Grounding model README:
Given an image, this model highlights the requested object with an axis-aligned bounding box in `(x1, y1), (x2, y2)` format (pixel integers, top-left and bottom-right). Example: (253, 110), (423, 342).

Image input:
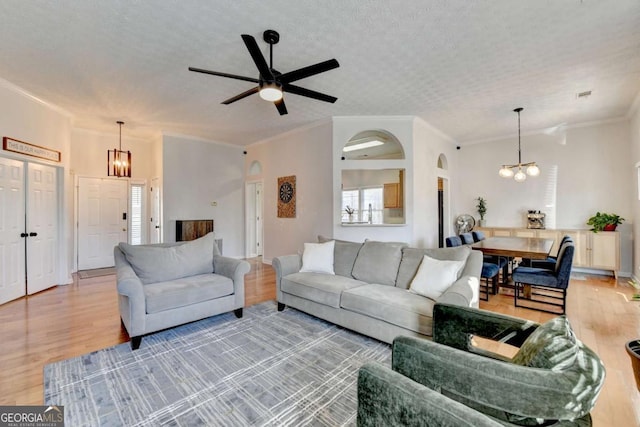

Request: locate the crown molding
(461, 116), (629, 146)
(161, 131), (242, 150)
(413, 116), (457, 144)
(627, 89), (640, 119)
(250, 118), (332, 147)
(0, 76), (73, 118)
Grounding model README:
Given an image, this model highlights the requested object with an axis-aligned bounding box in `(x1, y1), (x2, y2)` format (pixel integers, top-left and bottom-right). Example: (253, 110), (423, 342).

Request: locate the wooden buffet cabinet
(475, 227), (620, 278)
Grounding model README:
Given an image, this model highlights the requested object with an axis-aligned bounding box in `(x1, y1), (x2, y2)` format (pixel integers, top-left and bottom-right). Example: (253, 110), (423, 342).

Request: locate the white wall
(412, 118), (459, 248)
(246, 121), (334, 263)
(456, 119), (633, 275)
(162, 134), (245, 257)
(456, 120), (632, 228)
(0, 79), (73, 283)
(333, 117), (415, 244)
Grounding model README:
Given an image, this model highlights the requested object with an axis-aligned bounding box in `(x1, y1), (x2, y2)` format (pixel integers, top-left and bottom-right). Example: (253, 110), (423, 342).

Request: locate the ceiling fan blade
(278, 59), (340, 84)
(188, 67), (259, 83)
(274, 98), (288, 115)
(241, 34), (273, 80)
(283, 84), (337, 103)
(222, 87), (260, 105)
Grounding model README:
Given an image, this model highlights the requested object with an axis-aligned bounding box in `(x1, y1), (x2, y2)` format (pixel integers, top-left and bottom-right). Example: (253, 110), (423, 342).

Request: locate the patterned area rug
(44, 302), (391, 426)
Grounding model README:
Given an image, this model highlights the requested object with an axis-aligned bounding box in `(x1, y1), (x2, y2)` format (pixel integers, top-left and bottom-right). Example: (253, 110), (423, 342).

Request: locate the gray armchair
(114, 232), (250, 349)
(357, 303), (605, 426)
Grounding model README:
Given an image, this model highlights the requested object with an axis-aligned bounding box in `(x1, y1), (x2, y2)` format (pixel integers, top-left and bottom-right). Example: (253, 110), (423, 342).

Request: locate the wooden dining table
(470, 236), (554, 260)
(471, 236), (555, 294)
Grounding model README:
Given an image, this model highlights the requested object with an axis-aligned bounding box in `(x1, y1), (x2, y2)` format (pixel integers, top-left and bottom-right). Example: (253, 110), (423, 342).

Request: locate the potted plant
(627, 339), (640, 392)
(345, 206), (355, 223)
(586, 212), (625, 232)
(476, 197), (487, 227)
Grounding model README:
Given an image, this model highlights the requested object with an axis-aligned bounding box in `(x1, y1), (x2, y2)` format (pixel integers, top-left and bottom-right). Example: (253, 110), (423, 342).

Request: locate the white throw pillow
(409, 254), (465, 300)
(300, 240), (335, 275)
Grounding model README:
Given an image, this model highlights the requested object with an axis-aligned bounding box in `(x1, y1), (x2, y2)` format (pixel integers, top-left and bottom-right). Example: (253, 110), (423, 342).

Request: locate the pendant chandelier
(107, 121), (131, 178)
(498, 107), (539, 182)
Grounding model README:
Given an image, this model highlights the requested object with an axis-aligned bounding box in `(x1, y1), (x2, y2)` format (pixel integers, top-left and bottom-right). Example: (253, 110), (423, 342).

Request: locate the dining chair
(471, 230), (486, 242)
(455, 233), (498, 300)
(445, 236), (463, 247)
(529, 235), (573, 270)
(460, 232), (474, 245)
(512, 242), (575, 314)
(472, 230), (509, 287)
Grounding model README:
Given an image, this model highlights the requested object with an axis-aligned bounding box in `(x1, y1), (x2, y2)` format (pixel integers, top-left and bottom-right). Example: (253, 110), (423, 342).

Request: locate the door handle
(155, 226), (160, 229)
(20, 233), (28, 238)
(29, 232), (38, 237)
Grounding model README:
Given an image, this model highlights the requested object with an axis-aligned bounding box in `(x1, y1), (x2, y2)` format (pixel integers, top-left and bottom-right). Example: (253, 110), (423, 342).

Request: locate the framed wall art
(277, 175), (296, 218)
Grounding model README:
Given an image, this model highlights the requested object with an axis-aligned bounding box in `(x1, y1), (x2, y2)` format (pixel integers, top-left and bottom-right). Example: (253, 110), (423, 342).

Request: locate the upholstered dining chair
(529, 235), (573, 270)
(460, 231), (501, 300)
(357, 303), (605, 426)
(447, 235), (496, 300)
(512, 242), (575, 314)
(445, 235), (462, 247)
(460, 232), (474, 245)
(471, 230), (486, 242)
(472, 230), (509, 286)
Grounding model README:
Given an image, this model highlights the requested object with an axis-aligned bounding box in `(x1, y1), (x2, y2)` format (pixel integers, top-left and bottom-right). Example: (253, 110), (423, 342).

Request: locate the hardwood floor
(0, 259), (638, 426)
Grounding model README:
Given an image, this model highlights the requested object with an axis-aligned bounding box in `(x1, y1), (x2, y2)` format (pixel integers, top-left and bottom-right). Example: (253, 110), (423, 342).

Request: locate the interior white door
(245, 181), (264, 258)
(255, 182), (263, 256)
(26, 163), (58, 295)
(0, 157), (26, 305)
(78, 177), (128, 270)
(150, 178), (161, 244)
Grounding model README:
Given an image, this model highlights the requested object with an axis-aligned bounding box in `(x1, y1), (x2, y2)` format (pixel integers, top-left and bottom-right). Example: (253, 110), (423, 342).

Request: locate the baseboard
(572, 267), (630, 278)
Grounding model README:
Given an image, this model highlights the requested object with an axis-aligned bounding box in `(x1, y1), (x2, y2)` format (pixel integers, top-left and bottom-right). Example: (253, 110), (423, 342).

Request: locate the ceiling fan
(189, 30), (340, 116)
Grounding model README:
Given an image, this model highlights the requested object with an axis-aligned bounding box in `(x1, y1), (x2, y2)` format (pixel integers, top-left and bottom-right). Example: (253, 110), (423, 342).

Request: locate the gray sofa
(273, 238), (482, 344)
(114, 232), (250, 349)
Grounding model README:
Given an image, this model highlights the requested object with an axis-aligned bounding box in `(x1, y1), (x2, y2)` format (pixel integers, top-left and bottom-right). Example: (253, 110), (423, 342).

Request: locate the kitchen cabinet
(383, 183), (401, 208)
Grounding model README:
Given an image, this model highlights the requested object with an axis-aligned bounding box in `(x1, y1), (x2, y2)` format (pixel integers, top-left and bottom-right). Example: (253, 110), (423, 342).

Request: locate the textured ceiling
(0, 1), (638, 146)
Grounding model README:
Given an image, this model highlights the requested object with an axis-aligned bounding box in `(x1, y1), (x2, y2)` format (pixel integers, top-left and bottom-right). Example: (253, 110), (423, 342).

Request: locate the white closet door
(0, 157), (26, 305)
(78, 177), (128, 270)
(26, 163), (58, 295)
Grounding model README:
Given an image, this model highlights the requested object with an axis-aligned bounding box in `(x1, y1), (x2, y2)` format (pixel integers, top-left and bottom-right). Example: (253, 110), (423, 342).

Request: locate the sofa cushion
(396, 246), (471, 290)
(352, 240), (408, 286)
(512, 315), (579, 371)
(281, 272), (368, 308)
(341, 284), (435, 335)
(409, 255), (466, 300)
(144, 273), (234, 314)
(318, 235), (363, 277)
(300, 240), (335, 275)
(119, 232), (217, 285)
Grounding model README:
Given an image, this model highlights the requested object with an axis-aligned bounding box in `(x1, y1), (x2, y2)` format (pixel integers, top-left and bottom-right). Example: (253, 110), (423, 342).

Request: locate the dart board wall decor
(277, 175), (296, 218)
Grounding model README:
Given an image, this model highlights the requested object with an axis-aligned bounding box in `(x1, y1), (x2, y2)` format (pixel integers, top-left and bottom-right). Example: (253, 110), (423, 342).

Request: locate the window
(130, 183), (146, 245)
(342, 186), (383, 224)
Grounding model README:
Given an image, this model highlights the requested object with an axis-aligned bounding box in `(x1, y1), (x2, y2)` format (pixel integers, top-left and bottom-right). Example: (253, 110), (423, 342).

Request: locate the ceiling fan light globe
(259, 86), (283, 102)
(527, 164), (540, 176)
(499, 166), (514, 178)
(514, 169), (527, 182)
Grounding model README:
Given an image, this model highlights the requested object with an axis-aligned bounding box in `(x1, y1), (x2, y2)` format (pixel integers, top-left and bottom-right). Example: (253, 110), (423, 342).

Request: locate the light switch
(211, 201), (217, 206)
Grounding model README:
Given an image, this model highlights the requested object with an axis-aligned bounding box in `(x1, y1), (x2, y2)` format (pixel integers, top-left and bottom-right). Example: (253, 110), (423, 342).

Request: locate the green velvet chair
(357, 303), (605, 426)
